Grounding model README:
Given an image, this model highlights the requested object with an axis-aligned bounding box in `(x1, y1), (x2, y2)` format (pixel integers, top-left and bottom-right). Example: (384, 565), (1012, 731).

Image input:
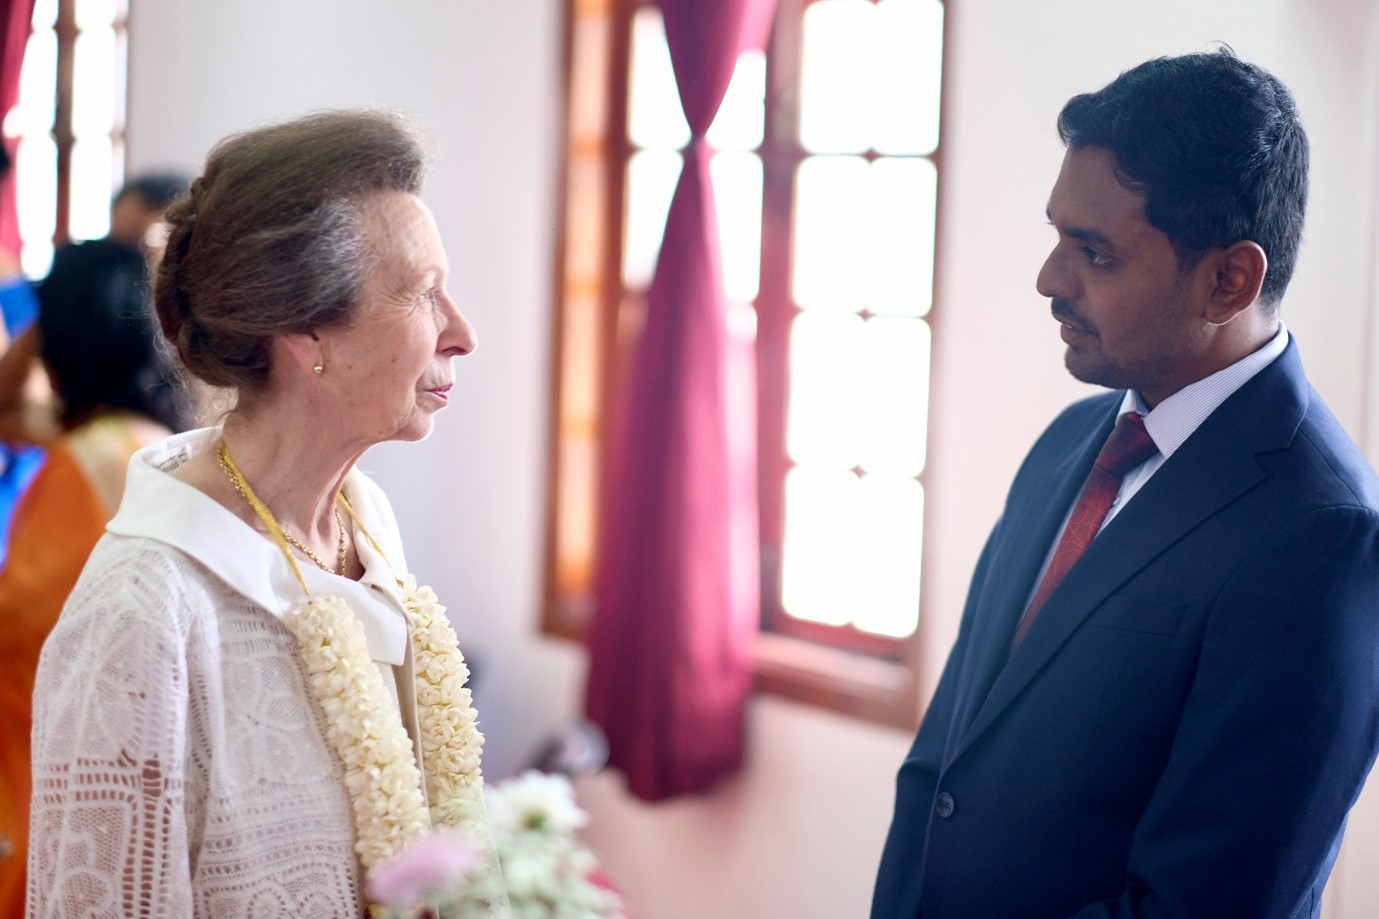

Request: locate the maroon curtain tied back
(585, 0), (778, 802)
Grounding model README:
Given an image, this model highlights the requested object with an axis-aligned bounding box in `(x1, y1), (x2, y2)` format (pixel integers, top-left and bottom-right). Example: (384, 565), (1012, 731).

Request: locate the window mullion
(52, 0), (75, 245)
(755, 0), (804, 636)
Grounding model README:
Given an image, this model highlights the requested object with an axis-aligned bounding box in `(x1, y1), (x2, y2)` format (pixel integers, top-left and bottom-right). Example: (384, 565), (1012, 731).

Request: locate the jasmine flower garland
(403, 576), (486, 829)
(218, 442), (489, 877)
(288, 594), (431, 869)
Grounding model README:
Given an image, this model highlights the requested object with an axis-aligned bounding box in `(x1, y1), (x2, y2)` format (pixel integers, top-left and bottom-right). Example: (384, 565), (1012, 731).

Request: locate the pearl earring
(313, 364), (325, 375)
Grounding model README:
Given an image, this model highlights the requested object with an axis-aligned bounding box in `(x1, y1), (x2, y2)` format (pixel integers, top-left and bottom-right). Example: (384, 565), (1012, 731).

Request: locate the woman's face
(317, 191), (476, 445)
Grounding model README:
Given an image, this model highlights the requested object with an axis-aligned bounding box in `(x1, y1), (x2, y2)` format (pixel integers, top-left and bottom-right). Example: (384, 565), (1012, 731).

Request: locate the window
(546, 0), (945, 727)
(7, 0), (128, 278)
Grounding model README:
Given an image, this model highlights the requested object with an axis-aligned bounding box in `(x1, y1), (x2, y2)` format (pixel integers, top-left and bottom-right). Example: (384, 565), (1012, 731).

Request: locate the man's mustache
(1051, 298), (1093, 333)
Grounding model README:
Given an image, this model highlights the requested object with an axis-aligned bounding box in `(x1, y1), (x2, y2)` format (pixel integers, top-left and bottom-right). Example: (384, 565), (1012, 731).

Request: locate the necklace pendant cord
(217, 441), (349, 589)
(278, 505), (348, 576)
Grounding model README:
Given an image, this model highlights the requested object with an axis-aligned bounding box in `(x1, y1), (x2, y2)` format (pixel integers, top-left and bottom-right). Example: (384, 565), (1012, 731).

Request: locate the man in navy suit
(872, 50), (1379, 919)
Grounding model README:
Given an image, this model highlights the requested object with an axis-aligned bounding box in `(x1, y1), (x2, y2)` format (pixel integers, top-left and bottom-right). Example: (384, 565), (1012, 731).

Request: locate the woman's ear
(276, 330), (328, 376)
(1204, 241), (1268, 324)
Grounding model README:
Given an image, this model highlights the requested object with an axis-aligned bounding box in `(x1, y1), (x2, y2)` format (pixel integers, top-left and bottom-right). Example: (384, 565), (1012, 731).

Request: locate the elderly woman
(26, 111), (505, 916)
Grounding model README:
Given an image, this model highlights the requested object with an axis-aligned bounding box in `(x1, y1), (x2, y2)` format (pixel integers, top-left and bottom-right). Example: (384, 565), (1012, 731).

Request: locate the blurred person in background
(0, 148), (39, 344)
(108, 172), (190, 251)
(0, 184), (189, 919)
(0, 172), (187, 442)
(0, 145), (44, 572)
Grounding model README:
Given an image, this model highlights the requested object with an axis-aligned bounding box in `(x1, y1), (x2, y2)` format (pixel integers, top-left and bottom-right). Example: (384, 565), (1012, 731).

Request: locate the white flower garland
(286, 555), (488, 872)
(287, 594), (431, 869)
(217, 442), (486, 872)
(403, 576), (485, 829)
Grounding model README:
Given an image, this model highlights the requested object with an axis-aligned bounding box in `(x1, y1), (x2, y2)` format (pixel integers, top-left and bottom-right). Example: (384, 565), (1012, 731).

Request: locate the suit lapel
(951, 343), (1309, 763)
(950, 401), (1117, 741)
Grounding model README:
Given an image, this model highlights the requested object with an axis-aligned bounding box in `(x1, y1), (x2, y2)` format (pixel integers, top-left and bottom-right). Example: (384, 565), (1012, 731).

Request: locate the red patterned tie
(1011, 412), (1158, 649)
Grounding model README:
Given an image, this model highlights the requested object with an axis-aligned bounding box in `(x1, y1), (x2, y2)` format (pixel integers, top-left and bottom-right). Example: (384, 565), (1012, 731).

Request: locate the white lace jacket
(27, 429), (426, 918)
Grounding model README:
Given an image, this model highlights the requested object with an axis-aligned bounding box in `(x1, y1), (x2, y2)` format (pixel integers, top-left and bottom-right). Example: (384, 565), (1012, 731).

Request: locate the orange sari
(0, 416), (165, 918)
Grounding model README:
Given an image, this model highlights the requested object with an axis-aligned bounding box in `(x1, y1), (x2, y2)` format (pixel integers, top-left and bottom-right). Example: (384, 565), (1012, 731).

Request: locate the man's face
(110, 194), (161, 248)
(1036, 146), (1212, 407)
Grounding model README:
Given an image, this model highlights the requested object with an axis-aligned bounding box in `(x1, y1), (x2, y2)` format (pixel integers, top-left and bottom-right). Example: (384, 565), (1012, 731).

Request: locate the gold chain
(217, 442), (348, 576)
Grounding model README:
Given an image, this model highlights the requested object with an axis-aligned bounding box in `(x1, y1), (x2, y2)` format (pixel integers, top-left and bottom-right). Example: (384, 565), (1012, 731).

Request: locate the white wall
(123, 1), (1379, 916)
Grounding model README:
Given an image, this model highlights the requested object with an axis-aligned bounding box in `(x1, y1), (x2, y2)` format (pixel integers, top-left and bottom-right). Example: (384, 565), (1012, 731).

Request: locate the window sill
(541, 594), (921, 732)
(753, 632), (920, 731)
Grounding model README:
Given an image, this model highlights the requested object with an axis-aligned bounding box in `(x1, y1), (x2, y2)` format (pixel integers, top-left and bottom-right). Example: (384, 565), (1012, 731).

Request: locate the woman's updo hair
(154, 110), (430, 392)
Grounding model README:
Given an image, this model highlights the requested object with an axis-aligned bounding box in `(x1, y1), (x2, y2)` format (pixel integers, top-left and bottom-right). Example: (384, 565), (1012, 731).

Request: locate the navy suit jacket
(872, 341), (1379, 919)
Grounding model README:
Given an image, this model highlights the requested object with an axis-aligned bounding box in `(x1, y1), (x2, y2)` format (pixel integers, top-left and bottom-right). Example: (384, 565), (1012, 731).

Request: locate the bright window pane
(69, 135), (114, 241)
(868, 157), (937, 316)
(570, 15), (610, 139)
(874, 0), (944, 155)
(17, 135), (56, 277)
(566, 158), (603, 281)
(76, 0), (119, 28)
(782, 471), (923, 636)
(110, 136), (126, 201)
(622, 149), (681, 289)
(627, 6), (689, 150)
(799, 0), (943, 156)
(711, 151), (762, 302)
(706, 50), (765, 152)
(793, 157), (936, 315)
(858, 317), (930, 476)
(111, 30), (128, 132)
(851, 475), (923, 636)
(21, 240), (54, 281)
(7, 30), (56, 138)
(799, 0), (872, 154)
(31, 0), (56, 28)
(792, 155), (868, 311)
(781, 467), (858, 626)
(787, 310), (863, 470)
(72, 29), (116, 138)
(556, 437), (597, 592)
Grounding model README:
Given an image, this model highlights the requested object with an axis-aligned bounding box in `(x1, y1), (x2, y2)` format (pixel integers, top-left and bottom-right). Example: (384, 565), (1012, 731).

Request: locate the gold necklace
(217, 442), (348, 576)
(214, 439), (488, 880)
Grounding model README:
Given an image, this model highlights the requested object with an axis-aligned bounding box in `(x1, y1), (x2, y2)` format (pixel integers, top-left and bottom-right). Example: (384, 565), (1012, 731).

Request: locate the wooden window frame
(543, 0), (950, 731)
(13, 0), (129, 271)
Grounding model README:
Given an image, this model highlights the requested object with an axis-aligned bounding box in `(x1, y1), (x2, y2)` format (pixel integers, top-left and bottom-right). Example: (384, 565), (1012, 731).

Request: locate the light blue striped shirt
(1021, 323), (1290, 617)
(1107, 322), (1289, 527)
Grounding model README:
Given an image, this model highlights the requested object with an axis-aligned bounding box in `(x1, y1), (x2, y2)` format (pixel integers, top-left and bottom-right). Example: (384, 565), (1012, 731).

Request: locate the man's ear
(1203, 241), (1268, 324)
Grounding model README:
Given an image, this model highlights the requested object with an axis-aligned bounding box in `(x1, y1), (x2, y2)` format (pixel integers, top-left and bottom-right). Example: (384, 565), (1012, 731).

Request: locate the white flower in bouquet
(367, 771), (628, 918)
(487, 771), (590, 837)
(486, 771), (626, 918)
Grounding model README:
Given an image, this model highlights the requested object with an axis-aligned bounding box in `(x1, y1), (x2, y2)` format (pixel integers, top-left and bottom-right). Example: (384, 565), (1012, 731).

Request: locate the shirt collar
(1120, 323), (1290, 459)
(108, 427), (410, 665)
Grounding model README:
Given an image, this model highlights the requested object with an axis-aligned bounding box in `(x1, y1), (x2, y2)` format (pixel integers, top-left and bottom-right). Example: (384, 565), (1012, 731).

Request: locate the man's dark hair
(1057, 48), (1308, 307)
(115, 172), (190, 211)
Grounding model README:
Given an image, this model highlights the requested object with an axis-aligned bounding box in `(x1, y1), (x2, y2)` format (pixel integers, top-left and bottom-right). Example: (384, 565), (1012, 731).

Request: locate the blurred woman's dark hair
(37, 238), (189, 433)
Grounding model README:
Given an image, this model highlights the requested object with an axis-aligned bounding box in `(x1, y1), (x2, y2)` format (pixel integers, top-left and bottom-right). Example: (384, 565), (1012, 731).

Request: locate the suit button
(934, 792), (955, 818)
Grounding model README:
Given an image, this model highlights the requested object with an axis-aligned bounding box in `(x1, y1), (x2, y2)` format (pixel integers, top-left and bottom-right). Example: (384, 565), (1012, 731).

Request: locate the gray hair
(154, 109), (430, 392)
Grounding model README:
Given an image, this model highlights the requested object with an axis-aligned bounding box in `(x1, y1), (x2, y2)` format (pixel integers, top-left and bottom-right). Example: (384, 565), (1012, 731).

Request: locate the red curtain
(0, 0), (34, 257)
(585, 0), (777, 802)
